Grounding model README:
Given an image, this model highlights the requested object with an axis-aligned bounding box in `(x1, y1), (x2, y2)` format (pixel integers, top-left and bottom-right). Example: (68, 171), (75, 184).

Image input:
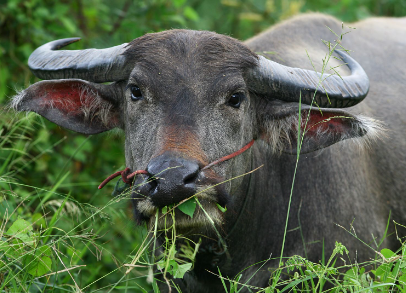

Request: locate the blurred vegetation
(0, 0), (405, 291)
(2, 0), (406, 102)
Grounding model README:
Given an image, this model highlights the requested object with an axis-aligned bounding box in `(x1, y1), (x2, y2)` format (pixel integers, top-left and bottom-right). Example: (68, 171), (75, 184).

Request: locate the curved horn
(248, 50), (369, 108)
(28, 38), (130, 83)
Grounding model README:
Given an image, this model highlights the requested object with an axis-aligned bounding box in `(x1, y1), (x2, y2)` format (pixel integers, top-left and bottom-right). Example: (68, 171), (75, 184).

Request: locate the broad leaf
(37, 245), (52, 257)
(22, 246), (53, 277)
(173, 263), (192, 278)
(381, 248), (396, 259)
(31, 213), (46, 228)
(6, 218), (34, 244)
(0, 240), (8, 250)
(3, 239), (25, 259)
(178, 198), (196, 218)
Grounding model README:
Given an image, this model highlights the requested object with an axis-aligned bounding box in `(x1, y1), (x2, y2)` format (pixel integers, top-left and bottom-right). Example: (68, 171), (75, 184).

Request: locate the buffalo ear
(11, 79), (121, 134)
(258, 100), (382, 154)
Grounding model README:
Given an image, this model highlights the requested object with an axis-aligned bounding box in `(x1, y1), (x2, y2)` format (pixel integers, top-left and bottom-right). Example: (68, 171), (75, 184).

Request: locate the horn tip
(53, 37), (81, 50)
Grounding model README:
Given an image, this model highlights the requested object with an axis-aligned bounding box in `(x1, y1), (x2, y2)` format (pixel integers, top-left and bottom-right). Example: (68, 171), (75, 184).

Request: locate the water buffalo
(12, 13), (406, 292)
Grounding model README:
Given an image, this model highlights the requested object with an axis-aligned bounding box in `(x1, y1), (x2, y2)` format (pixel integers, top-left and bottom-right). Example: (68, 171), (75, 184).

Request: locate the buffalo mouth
(131, 173), (230, 233)
(137, 198), (224, 233)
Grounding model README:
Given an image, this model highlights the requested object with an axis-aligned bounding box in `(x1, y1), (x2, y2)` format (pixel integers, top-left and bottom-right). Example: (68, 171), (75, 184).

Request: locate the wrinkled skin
(121, 31), (257, 226)
(13, 14), (406, 292)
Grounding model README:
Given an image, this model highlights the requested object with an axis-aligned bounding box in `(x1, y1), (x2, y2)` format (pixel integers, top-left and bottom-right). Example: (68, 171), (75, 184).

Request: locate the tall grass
(0, 110), (153, 292)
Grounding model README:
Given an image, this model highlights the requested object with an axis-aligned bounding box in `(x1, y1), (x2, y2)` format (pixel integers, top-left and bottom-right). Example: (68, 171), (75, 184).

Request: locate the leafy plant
(1, 218), (52, 278)
(177, 198), (197, 218)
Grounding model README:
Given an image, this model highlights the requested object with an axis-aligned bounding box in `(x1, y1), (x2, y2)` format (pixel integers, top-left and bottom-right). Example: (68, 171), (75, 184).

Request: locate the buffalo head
(12, 30), (374, 235)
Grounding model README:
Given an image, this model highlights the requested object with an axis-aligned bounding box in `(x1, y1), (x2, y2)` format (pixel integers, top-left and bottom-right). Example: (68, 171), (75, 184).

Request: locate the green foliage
(157, 258), (193, 279)
(338, 246), (406, 292)
(1, 217), (52, 278)
(303, 0), (406, 22)
(177, 198), (197, 218)
(370, 247), (406, 292)
(1, 0), (405, 291)
(153, 209), (199, 282)
(216, 203), (228, 213)
(0, 113), (150, 291)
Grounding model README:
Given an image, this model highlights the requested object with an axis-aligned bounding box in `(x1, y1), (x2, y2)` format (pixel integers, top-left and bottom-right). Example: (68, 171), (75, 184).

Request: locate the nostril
(147, 176), (158, 190)
(183, 169), (199, 185)
(135, 172), (159, 193)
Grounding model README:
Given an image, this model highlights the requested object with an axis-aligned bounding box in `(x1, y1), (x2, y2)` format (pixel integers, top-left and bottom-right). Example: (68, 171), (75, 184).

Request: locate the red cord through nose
(98, 168), (148, 189)
(202, 139), (254, 171)
(98, 140), (255, 189)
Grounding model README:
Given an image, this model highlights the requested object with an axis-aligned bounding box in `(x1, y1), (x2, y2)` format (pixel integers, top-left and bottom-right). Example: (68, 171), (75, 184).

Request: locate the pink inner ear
(38, 81), (93, 115)
(302, 110), (350, 137)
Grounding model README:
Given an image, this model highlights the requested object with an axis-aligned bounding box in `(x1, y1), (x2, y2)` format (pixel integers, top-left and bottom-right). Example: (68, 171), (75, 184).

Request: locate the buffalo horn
(248, 50), (369, 108)
(28, 38), (130, 83)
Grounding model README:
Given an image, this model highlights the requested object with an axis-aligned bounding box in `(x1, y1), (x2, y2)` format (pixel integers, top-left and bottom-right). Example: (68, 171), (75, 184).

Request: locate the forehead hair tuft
(123, 29), (258, 73)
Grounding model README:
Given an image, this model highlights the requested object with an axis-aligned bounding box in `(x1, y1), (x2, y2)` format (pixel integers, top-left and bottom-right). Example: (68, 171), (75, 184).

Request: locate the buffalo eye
(227, 92), (245, 108)
(129, 85), (143, 101)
